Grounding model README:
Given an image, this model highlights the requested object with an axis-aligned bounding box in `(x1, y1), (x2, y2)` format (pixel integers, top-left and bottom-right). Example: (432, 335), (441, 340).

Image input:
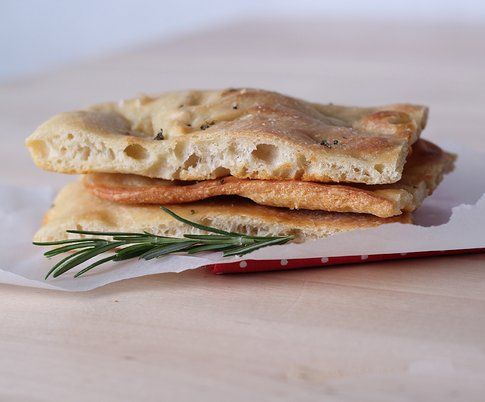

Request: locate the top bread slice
(26, 88), (428, 184)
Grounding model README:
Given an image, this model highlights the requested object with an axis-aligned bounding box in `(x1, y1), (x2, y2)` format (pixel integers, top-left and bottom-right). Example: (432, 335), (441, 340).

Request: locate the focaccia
(26, 88), (428, 185)
(34, 181), (411, 243)
(83, 140), (454, 218)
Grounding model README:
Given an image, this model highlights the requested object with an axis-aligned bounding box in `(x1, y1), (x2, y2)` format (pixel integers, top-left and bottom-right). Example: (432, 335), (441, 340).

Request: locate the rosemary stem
(35, 207), (294, 279)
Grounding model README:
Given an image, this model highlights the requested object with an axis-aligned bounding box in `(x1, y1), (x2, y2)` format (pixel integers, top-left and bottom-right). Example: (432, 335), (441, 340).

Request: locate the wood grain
(1, 17), (485, 402)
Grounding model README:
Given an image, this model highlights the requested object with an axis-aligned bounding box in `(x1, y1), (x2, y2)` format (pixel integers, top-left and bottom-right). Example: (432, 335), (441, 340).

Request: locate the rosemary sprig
(34, 206), (293, 279)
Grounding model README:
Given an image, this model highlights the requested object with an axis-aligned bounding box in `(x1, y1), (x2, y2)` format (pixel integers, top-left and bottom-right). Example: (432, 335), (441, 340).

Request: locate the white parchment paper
(1, 142), (484, 292)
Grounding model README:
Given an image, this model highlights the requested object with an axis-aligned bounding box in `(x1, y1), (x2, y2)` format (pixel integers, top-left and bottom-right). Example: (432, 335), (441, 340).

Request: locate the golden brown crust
(83, 140), (454, 218)
(26, 88), (428, 184)
(34, 181), (411, 242)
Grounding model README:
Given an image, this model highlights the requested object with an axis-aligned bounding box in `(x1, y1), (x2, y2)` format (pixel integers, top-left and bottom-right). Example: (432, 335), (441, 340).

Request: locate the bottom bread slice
(34, 181), (412, 242)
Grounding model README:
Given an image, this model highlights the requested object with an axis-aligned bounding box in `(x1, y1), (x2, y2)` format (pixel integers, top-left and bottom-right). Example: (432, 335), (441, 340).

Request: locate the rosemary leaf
(51, 241), (125, 278)
(222, 237), (291, 257)
(43, 241), (103, 257)
(45, 248), (95, 280)
(114, 243), (155, 260)
(186, 243), (236, 254)
(160, 206), (236, 236)
(33, 238), (105, 246)
(140, 241), (196, 260)
(74, 255), (117, 278)
(183, 234), (239, 241)
(66, 229), (146, 237)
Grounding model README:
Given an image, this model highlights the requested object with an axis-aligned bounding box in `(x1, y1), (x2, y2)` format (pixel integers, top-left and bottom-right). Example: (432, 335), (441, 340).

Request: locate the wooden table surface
(1, 18), (485, 401)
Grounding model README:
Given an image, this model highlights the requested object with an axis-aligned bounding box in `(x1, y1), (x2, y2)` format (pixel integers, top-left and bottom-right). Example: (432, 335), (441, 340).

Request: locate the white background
(2, 0), (485, 81)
